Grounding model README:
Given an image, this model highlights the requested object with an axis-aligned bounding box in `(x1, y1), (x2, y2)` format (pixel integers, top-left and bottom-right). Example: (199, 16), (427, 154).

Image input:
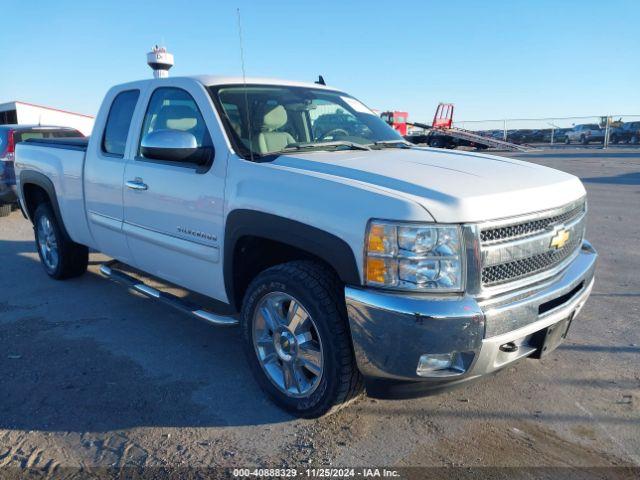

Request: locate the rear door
(85, 88), (143, 263)
(122, 81), (228, 300)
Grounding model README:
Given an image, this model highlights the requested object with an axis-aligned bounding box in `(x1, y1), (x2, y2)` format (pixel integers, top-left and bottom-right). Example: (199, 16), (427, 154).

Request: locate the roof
(192, 75), (336, 90)
(113, 75), (339, 92)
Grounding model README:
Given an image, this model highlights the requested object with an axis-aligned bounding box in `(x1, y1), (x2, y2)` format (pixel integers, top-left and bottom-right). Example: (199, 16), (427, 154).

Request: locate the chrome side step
(99, 262), (238, 327)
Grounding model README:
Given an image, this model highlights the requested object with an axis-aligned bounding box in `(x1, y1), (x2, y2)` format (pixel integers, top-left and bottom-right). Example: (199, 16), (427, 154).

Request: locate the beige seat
(253, 105), (295, 154)
(154, 104), (206, 144)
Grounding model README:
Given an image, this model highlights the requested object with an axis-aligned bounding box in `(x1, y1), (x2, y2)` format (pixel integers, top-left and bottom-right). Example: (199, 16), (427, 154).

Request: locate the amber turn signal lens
(367, 224), (386, 253)
(365, 257), (387, 284)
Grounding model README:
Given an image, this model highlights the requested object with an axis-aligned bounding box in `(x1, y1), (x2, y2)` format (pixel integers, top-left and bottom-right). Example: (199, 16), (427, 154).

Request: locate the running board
(99, 262), (238, 327)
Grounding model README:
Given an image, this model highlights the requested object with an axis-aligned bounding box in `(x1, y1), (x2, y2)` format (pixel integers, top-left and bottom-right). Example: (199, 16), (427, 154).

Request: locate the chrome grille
(482, 234), (581, 286)
(479, 201), (586, 289)
(481, 203), (585, 244)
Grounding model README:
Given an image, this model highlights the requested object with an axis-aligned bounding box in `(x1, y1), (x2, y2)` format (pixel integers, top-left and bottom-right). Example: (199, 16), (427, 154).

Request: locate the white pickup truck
(14, 75), (597, 417)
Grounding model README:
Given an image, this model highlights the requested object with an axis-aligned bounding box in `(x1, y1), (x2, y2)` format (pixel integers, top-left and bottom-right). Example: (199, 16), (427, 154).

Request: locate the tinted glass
(14, 129), (83, 143)
(102, 90), (140, 156)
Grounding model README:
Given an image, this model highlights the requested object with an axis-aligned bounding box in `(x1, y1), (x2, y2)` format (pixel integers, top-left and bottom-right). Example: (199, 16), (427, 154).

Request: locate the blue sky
(1, 0), (638, 123)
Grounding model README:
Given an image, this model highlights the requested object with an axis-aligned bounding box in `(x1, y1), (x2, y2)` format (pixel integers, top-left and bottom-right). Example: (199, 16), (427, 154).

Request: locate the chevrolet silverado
(14, 75), (597, 417)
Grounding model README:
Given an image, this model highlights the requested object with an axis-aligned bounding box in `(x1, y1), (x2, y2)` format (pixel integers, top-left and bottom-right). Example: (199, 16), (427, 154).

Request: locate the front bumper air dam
(345, 240), (597, 399)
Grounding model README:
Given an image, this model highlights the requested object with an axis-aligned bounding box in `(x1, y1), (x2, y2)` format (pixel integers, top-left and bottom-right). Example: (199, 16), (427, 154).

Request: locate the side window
(139, 87), (213, 165)
(102, 90), (140, 156)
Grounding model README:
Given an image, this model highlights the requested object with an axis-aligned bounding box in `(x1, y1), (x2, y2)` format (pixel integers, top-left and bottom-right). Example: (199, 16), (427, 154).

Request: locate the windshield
(209, 85), (404, 158)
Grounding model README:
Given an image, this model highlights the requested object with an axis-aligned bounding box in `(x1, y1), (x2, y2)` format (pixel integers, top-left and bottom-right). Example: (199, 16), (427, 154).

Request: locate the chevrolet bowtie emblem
(550, 228), (570, 249)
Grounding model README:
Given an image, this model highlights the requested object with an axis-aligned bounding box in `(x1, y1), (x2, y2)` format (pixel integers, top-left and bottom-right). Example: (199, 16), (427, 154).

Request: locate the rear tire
(240, 260), (363, 417)
(0, 204), (11, 217)
(33, 203), (88, 279)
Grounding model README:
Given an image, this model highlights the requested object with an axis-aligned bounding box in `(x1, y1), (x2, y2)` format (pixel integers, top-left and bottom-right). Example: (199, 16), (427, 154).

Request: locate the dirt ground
(0, 148), (638, 478)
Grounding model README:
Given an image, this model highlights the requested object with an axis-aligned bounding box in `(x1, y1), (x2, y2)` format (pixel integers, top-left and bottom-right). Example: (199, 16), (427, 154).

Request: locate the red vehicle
(380, 111), (408, 136)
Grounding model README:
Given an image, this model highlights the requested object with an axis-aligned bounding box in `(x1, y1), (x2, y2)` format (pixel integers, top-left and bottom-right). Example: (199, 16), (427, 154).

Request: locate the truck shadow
(0, 243), (294, 432)
(582, 172), (640, 185)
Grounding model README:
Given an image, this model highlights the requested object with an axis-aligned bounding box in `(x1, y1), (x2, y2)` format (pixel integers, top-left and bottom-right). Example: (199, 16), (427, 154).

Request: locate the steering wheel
(320, 128), (349, 140)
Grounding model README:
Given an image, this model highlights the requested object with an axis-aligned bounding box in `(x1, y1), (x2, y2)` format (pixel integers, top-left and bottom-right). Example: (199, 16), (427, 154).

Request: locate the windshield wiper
(370, 140), (413, 149)
(277, 141), (371, 153)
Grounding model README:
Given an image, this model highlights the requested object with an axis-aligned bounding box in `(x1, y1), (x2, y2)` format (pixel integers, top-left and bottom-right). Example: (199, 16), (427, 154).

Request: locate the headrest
(157, 105), (198, 131)
(260, 105), (288, 131)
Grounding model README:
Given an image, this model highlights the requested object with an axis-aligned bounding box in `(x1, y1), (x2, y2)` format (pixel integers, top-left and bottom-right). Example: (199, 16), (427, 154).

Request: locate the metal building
(0, 101), (94, 136)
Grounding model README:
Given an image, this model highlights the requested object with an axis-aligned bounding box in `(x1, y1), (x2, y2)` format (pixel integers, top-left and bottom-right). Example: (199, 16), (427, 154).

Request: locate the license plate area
(530, 314), (574, 359)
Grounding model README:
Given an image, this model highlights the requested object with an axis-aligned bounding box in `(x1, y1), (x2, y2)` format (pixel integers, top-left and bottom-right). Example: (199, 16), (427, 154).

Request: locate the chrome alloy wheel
(252, 292), (324, 398)
(37, 215), (59, 271)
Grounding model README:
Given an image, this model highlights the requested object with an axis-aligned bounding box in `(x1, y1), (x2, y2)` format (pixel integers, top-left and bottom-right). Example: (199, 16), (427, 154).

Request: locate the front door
(122, 85), (227, 300)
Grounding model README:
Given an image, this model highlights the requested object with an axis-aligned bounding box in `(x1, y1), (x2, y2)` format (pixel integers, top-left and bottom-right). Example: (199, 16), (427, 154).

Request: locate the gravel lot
(0, 148), (638, 477)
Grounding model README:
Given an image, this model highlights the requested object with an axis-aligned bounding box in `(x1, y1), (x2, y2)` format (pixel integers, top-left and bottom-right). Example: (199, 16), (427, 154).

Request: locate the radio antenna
(237, 8), (254, 161)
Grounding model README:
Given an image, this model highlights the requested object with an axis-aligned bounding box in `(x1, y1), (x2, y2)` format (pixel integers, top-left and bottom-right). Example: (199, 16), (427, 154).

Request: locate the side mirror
(141, 130), (208, 163)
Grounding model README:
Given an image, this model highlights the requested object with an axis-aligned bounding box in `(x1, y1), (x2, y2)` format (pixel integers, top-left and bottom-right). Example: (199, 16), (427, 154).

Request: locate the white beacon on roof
(146, 45), (174, 79)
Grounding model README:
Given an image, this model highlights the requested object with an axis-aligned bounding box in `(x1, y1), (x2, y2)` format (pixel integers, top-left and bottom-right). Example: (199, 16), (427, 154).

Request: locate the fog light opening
(416, 353), (455, 376)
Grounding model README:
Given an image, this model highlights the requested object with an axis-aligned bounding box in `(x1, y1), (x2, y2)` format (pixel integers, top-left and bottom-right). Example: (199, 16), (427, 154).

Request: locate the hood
(270, 147), (586, 223)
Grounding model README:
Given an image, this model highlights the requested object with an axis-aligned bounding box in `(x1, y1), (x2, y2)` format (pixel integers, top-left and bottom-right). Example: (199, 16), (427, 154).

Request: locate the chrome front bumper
(345, 240), (597, 397)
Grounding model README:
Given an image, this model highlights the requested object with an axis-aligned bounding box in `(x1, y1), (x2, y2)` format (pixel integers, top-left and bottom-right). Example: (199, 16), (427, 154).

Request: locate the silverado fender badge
(549, 227), (570, 249)
(177, 226), (216, 242)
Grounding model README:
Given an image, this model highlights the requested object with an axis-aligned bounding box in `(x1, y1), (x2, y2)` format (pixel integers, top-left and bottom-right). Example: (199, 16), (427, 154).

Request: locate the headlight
(365, 220), (464, 292)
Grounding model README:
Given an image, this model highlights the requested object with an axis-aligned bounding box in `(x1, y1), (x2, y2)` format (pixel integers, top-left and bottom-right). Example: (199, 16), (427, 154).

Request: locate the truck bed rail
(24, 137), (89, 151)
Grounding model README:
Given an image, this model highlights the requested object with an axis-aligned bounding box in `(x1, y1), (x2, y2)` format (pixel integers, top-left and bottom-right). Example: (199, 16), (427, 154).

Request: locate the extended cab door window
(102, 90), (140, 156)
(138, 87), (213, 170)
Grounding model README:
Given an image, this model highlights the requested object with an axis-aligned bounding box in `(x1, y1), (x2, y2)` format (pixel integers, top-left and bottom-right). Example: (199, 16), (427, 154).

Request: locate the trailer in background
(383, 103), (530, 152)
(0, 101), (94, 136)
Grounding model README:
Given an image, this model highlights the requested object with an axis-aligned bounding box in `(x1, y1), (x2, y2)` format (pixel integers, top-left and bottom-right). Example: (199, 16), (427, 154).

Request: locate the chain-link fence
(451, 115), (640, 148)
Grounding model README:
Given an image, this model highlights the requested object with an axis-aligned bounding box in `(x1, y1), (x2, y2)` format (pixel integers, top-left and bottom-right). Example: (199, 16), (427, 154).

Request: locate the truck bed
(16, 137), (93, 248)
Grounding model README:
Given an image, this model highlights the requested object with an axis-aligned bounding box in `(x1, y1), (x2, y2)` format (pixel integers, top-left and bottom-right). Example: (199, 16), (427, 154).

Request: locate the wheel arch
(224, 209), (361, 311)
(20, 170), (72, 240)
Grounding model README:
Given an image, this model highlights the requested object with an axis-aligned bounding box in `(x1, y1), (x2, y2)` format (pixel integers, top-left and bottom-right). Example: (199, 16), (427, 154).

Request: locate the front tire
(240, 261), (363, 417)
(33, 203), (88, 279)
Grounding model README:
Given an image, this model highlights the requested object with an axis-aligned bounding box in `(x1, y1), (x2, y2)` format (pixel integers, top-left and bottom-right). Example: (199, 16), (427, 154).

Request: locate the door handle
(126, 179), (148, 191)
